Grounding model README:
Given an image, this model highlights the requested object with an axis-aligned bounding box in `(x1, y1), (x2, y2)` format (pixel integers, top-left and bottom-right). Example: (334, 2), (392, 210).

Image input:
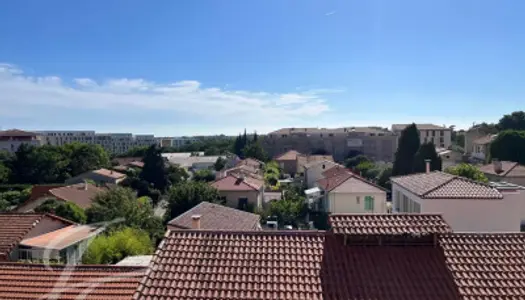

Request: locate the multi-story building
(0, 129), (42, 153)
(155, 136), (199, 148)
(262, 127), (397, 162)
(392, 124), (452, 148)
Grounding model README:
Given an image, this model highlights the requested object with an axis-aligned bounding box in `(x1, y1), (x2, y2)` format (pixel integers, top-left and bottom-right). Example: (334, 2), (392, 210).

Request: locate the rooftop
(317, 166), (386, 193)
(0, 262), (146, 300)
(0, 129), (39, 137)
(167, 201), (261, 231)
(391, 171), (503, 199)
(274, 150), (301, 161)
(116, 255), (153, 267)
(210, 173), (264, 191)
(48, 183), (104, 209)
(93, 168), (126, 180)
(20, 225), (103, 250)
(478, 161), (525, 177)
(472, 134), (497, 145)
(329, 213), (452, 235)
(392, 123), (450, 131)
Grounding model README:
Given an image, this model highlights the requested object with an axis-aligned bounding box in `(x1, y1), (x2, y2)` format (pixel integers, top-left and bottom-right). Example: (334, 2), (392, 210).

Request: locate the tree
(86, 187), (164, 242)
(117, 146), (149, 158)
(233, 134), (244, 157)
(413, 142), (442, 173)
(392, 124), (421, 176)
(193, 169), (215, 182)
(345, 155), (370, 169)
(266, 187), (306, 228)
(167, 165), (188, 185)
(312, 148), (329, 155)
(377, 166), (392, 190)
(64, 143), (109, 176)
(242, 141), (267, 162)
(0, 188), (31, 207)
(35, 198), (87, 224)
(140, 145), (169, 191)
(355, 161), (375, 177)
(214, 157), (227, 171)
(0, 163), (10, 184)
(490, 130), (525, 164)
(253, 131), (258, 143)
(165, 182), (221, 222)
(498, 111), (525, 131)
(445, 163), (489, 183)
(82, 227), (153, 264)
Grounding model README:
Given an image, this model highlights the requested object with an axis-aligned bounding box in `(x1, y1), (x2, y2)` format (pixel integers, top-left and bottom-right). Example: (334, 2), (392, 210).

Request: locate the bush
(82, 227), (153, 264)
(35, 198), (87, 224)
(192, 169), (215, 182)
(445, 163), (489, 183)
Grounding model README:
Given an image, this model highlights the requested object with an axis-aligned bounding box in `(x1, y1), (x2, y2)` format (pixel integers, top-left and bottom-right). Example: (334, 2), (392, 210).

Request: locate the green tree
(377, 166), (393, 190)
(345, 155), (371, 169)
(392, 123), (421, 176)
(140, 145), (169, 191)
(413, 142), (442, 173)
(242, 141), (267, 162)
(490, 130), (525, 164)
(355, 161), (375, 177)
(0, 188), (31, 207)
(445, 163), (489, 183)
(233, 134), (244, 157)
(193, 169), (215, 182)
(35, 198), (87, 224)
(165, 181), (221, 222)
(253, 131), (258, 143)
(0, 163), (10, 184)
(64, 143), (109, 176)
(86, 187), (164, 242)
(167, 165), (188, 186)
(214, 157), (227, 171)
(117, 146), (149, 158)
(266, 187), (306, 228)
(498, 111), (525, 131)
(82, 227), (153, 264)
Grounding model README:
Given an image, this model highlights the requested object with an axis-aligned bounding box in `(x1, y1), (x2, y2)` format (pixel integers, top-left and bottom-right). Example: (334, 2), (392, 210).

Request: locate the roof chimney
(493, 159), (503, 174)
(83, 180), (88, 190)
(191, 215), (201, 229)
(425, 159), (431, 174)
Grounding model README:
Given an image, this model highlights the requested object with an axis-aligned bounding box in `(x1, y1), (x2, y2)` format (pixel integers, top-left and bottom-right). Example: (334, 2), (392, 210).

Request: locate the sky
(1, 0), (524, 136)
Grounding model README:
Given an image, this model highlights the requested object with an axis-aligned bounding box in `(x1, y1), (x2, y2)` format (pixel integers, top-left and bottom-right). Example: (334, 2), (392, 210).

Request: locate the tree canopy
(490, 130), (525, 164)
(192, 169), (215, 182)
(392, 124), (421, 176)
(214, 157), (227, 171)
(413, 142), (442, 173)
(140, 145), (169, 191)
(345, 155), (371, 169)
(35, 198), (87, 224)
(445, 163), (489, 183)
(242, 141), (267, 162)
(164, 181), (221, 222)
(498, 111), (525, 131)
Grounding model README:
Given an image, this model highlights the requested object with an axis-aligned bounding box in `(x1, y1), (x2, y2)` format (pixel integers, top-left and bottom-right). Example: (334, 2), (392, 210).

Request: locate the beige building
(478, 161), (525, 186)
(263, 127), (397, 162)
(470, 134), (497, 162)
(392, 124), (452, 149)
(436, 148), (464, 170)
(0, 129), (42, 153)
(304, 160), (340, 188)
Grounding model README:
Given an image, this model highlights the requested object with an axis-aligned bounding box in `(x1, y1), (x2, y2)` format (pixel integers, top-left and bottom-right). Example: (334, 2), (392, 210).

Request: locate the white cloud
(0, 63), (336, 128)
(325, 11), (336, 16)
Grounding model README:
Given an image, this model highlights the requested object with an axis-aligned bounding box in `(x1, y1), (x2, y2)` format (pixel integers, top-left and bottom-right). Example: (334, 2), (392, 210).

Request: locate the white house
(391, 168), (525, 232)
(304, 160), (340, 188)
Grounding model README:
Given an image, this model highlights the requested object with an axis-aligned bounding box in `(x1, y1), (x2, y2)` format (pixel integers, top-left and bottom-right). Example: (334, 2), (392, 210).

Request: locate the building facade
(263, 127), (398, 162)
(0, 130), (42, 153)
(392, 124), (452, 149)
(155, 136), (199, 148)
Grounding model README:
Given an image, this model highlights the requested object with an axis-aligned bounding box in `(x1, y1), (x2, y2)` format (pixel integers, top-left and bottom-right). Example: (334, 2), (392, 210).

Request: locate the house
(112, 156), (143, 166)
(391, 167), (525, 232)
(165, 155), (229, 170)
(471, 134), (497, 161)
(0, 263), (145, 299)
(304, 159), (340, 188)
(167, 201), (261, 231)
(236, 157), (264, 169)
(478, 160), (525, 186)
(16, 182), (103, 212)
(296, 154), (334, 175)
(436, 147), (464, 170)
(392, 123), (452, 149)
(274, 149), (301, 175)
(17, 224), (104, 264)
(314, 166), (388, 213)
(65, 168), (126, 185)
(210, 173), (264, 210)
(0, 213), (74, 261)
(0, 129), (42, 153)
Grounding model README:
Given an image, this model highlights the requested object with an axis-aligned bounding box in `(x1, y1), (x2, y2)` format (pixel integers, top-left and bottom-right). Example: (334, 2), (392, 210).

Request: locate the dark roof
(391, 171), (503, 199)
(167, 202), (260, 230)
(439, 233), (525, 300)
(0, 213), (74, 260)
(0, 129), (38, 137)
(0, 262), (146, 300)
(478, 161), (525, 177)
(329, 214), (452, 235)
(25, 184), (65, 203)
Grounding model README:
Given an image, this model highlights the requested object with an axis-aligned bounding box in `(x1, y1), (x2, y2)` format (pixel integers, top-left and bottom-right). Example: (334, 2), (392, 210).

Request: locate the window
(432, 130), (436, 137)
(220, 196), (227, 202)
(364, 196), (374, 212)
(322, 164), (325, 169)
(356, 196), (360, 204)
(237, 197), (248, 210)
(440, 131), (444, 136)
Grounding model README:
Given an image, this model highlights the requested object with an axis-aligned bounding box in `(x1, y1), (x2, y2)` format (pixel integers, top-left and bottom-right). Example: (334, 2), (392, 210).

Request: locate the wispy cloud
(325, 11), (336, 16)
(0, 63), (339, 133)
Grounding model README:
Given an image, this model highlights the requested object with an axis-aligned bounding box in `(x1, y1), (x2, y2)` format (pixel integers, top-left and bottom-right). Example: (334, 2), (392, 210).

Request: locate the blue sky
(1, 0), (524, 136)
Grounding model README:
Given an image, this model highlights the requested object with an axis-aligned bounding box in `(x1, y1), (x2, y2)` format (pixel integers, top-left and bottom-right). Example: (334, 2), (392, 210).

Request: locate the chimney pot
(493, 158), (503, 174)
(425, 159), (431, 174)
(191, 215), (201, 229)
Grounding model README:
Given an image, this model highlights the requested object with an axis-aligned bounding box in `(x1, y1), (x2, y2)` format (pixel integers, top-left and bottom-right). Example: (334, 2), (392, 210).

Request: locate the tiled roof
(237, 158), (264, 168)
(321, 165), (351, 179)
(25, 184), (65, 203)
(329, 214), (452, 235)
(472, 134), (497, 145)
(439, 233), (525, 300)
(128, 161), (145, 168)
(317, 166), (386, 193)
(20, 225), (102, 250)
(296, 155), (334, 172)
(269, 127), (393, 135)
(167, 202), (261, 231)
(0, 262), (146, 300)
(478, 161), (525, 177)
(391, 171), (503, 199)
(210, 174), (263, 191)
(0, 213), (74, 260)
(49, 183), (103, 209)
(392, 123), (449, 131)
(93, 168), (126, 179)
(274, 150), (301, 161)
(133, 230), (326, 300)
(317, 172), (353, 191)
(0, 129), (38, 137)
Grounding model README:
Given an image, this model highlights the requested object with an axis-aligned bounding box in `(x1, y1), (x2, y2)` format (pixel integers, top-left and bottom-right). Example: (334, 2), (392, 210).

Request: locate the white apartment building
(392, 124), (452, 148)
(155, 136), (199, 148)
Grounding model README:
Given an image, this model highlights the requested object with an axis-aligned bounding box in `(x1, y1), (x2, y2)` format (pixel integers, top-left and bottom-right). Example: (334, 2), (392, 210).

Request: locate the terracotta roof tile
(112, 157), (143, 166)
(0, 263), (145, 300)
(329, 213), (452, 235)
(391, 171), (503, 199)
(92, 168), (126, 180)
(321, 165), (352, 179)
(274, 150), (301, 161)
(48, 183), (103, 209)
(210, 174), (263, 191)
(317, 166), (386, 193)
(167, 202), (260, 231)
(478, 161), (525, 177)
(439, 233), (525, 300)
(236, 158), (264, 169)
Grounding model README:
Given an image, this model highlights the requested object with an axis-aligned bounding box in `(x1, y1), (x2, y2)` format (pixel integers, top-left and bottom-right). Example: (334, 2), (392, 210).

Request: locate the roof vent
(493, 159), (503, 174)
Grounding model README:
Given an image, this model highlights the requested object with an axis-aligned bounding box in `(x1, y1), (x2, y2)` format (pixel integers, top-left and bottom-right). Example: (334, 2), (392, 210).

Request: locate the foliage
(82, 227), (153, 264)
(470, 122), (499, 135)
(490, 130), (525, 164)
(312, 148), (329, 155)
(451, 131), (465, 148)
(165, 181), (222, 222)
(86, 187), (164, 243)
(35, 198), (87, 224)
(193, 169), (216, 182)
(345, 155), (370, 169)
(233, 134), (245, 157)
(242, 141), (267, 162)
(498, 111), (525, 131)
(445, 163), (489, 183)
(376, 166), (393, 190)
(263, 161), (281, 188)
(309, 211), (330, 230)
(354, 161), (375, 176)
(266, 187), (306, 228)
(392, 123), (421, 176)
(345, 150), (363, 159)
(63, 143), (110, 176)
(413, 142), (442, 173)
(214, 157), (227, 171)
(140, 145), (169, 191)
(173, 136), (234, 155)
(116, 146), (149, 158)
(166, 165), (189, 186)
(0, 163), (10, 184)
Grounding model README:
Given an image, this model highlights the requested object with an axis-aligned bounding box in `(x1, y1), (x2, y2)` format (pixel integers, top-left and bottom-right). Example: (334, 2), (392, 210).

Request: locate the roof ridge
(168, 229), (327, 236)
(331, 213), (444, 216)
(0, 261), (147, 271)
(421, 175), (457, 197)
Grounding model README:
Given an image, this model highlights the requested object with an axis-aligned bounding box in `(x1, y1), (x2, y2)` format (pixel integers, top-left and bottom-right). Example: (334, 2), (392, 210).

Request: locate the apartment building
(38, 131), (156, 154)
(155, 136), (199, 148)
(263, 127), (397, 162)
(0, 129), (42, 153)
(392, 123), (452, 148)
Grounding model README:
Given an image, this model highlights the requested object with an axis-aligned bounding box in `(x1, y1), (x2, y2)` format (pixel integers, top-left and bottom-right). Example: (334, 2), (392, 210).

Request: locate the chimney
(191, 215), (201, 229)
(83, 180), (88, 190)
(493, 159), (503, 174)
(425, 159), (431, 174)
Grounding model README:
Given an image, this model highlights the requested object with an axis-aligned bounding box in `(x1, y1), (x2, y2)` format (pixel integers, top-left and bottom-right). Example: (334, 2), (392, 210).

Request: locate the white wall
(326, 178), (387, 213)
(305, 161), (339, 188)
